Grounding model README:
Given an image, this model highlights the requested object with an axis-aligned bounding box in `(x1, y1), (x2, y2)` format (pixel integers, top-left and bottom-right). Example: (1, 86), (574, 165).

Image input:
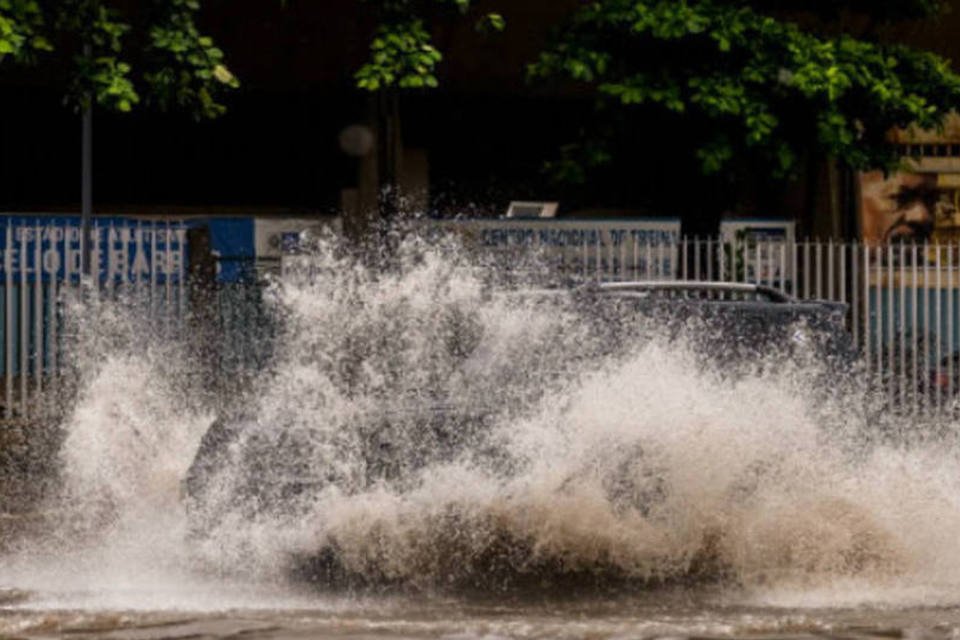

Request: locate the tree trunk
(377, 89), (402, 221)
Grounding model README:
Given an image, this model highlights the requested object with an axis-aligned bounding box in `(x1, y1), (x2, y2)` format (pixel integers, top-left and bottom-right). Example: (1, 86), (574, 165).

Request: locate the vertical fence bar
(779, 243), (787, 293)
(760, 239), (768, 286)
(790, 239), (798, 297)
(936, 243), (943, 414)
(659, 239), (667, 280)
(875, 245), (883, 387)
(177, 223), (185, 328)
(728, 236), (734, 284)
(49, 222), (60, 387)
(706, 235), (712, 281)
(827, 239), (835, 301)
(594, 233), (601, 282)
(608, 231), (615, 281)
(924, 242), (931, 414)
(117, 220), (124, 292)
(735, 237), (742, 285)
(64, 218), (73, 292)
(763, 240), (771, 289)
(852, 241), (859, 349)
(92, 220), (101, 297)
(581, 234), (587, 280)
(133, 219), (140, 294)
(768, 239), (774, 287)
(4, 223), (12, 419)
(616, 231), (623, 281)
(803, 240), (811, 299)
(62, 221), (75, 381)
(33, 221), (42, 404)
(151, 220), (158, 324)
(166, 221), (174, 332)
(899, 242), (907, 412)
(910, 242), (920, 414)
(949, 243), (955, 411)
(767, 241), (774, 289)
(816, 241), (824, 300)
(693, 236), (701, 281)
(840, 243), (848, 304)
(19, 224), (28, 417)
(754, 242), (761, 285)
(681, 236), (688, 281)
(887, 244), (895, 405)
(620, 229), (628, 282)
(863, 244), (870, 380)
(105, 221), (115, 298)
(713, 236), (727, 282)
(706, 238), (713, 282)
(645, 237), (653, 280)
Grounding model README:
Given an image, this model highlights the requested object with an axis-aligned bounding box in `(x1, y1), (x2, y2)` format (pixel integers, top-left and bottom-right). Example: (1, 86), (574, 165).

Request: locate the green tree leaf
(530, 0), (960, 180)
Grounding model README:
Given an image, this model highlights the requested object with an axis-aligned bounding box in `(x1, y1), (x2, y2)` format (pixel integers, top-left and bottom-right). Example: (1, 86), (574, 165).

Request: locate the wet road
(5, 586), (960, 640)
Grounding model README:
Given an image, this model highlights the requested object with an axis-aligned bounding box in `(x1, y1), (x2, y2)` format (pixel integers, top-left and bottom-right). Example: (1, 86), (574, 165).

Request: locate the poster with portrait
(862, 170), (938, 245)
(860, 171), (960, 278)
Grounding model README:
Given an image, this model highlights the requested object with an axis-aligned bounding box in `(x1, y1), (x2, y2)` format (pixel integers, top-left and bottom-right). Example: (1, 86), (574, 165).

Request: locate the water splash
(7, 232), (960, 609)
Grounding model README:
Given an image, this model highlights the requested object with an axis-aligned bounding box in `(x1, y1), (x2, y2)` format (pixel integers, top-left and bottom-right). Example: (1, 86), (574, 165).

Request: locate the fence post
(936, 243), (943, 414)
(899, 242), (906, 411)
(949, 242), (955, 410)
(4, 222), (11, 419)
(33, 220), (42, 408)
(18, 225), (27, 417)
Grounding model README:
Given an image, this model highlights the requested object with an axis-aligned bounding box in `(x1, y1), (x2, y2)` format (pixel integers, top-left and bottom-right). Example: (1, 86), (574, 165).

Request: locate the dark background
(0, 0), (952, 232)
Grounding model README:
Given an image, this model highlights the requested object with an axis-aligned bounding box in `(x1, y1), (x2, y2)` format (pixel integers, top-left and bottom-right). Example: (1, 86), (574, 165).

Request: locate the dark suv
(183, 280), (854, 539)
(568, 281), (853, 371)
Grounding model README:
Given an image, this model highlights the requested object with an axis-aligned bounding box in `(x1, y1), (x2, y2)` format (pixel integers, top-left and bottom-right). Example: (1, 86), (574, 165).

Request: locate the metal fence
(0, 217), (189, 420)
(544, 233), (959, 415)
(5, 215), (959, 418)
(286, 227), (960, 415)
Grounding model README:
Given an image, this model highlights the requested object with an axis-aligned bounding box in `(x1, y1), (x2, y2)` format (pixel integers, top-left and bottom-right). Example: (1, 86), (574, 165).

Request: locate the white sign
(431, 218), (682, 278)
(720, 219), (796, 286)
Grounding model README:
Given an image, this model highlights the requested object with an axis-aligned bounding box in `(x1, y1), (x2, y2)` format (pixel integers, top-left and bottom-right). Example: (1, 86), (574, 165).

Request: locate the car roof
(590, 281), (794, 303)
(498, 280), (846, 315)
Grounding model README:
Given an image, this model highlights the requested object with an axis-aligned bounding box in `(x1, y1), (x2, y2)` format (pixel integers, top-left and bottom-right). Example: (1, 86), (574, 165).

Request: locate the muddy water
(4, 588), (960, 639)
(3, 237), (960, 638)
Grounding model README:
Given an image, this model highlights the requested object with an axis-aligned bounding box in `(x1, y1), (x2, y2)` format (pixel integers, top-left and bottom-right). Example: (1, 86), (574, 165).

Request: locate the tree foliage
(0, 0), (237, 118)
(528, 0), (960, 181)
(355, 0), (504, 92)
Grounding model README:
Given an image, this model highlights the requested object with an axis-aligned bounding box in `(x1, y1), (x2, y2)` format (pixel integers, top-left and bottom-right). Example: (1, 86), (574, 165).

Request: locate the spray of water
(6, 231), (960, 608)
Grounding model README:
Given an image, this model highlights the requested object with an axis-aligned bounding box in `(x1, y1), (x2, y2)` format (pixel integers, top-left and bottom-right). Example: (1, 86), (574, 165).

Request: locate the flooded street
(7, 586), (960, 639)
(4, 241), (960, 639)
(2, 0), (959, 631)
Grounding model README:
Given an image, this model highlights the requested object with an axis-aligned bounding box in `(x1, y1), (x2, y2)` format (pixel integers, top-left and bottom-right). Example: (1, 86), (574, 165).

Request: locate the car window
(601, 287), (783, 303)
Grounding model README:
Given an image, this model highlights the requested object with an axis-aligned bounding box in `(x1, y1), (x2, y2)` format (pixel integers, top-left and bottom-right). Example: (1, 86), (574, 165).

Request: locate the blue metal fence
(0, 216), (189, 418)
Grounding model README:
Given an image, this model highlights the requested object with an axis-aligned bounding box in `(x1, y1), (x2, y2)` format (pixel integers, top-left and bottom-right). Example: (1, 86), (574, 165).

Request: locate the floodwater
(3, 235), (960, 639)
(8, 587), (960, 639)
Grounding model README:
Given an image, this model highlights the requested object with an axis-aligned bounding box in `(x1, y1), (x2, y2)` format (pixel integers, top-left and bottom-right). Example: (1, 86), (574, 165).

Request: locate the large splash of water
(6, 232), (960, 608)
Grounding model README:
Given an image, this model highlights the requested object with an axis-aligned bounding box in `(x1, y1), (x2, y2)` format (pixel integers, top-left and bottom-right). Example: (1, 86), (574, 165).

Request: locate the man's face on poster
(861, 171), (939, 244)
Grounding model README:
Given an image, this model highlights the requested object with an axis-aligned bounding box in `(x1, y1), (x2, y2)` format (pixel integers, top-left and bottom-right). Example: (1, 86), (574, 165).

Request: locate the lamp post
(80, 43), (92, 276)
(81, 99), (92, 276)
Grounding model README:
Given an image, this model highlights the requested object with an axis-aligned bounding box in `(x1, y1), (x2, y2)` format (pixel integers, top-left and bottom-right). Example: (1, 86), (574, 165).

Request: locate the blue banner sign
(206, 217), (255, 283)
(0, 216), (188, 282)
